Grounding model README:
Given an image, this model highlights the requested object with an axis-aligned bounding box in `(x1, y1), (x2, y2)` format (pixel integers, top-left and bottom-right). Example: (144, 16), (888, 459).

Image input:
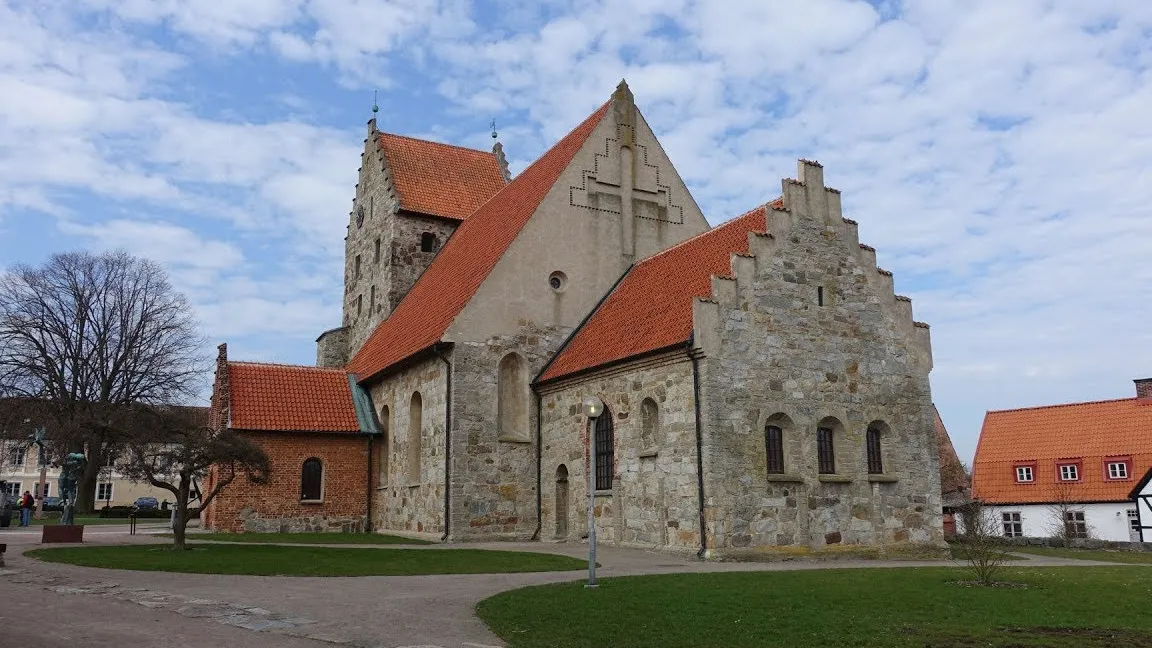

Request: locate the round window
(548, 271), (567, 292)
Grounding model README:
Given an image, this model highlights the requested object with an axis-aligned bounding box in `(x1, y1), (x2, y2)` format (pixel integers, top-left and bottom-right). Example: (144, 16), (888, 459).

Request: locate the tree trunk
(172, 476), (191, 550)
(77, 455), (101, 514)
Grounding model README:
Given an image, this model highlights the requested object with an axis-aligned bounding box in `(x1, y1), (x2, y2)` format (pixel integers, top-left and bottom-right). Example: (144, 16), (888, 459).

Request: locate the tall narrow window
(866, 425), (883, 474)
(374, 237), (381, 263)
(378, 406), (389, 487)
(594, 407), (614, 491)
(640, 398), (659, 449)
(369, 285), (376, 313)
(497, 353), (529, 440)
(817, 427), (835, 474)
(357, 294), (362, 317)
(817, 286), (825, 306)
(420, 232), (438, 252)
(765, 425), (784, 474)
(301, 458), (323, 501)
(408, 392), (422, 484)
(355, 254), (361, 279)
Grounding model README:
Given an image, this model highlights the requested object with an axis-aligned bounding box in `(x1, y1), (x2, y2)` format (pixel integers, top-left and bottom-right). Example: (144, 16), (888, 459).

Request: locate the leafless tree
(0, 251), (205, 512)
(1047, 481), (1090, 547)
(953, 500), (1011, 585)
(117, 406), (269, 549)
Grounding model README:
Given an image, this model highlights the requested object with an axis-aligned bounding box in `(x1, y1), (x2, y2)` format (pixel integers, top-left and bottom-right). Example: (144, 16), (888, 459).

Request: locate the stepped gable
(538, 199), (781, 383)
(229, 362), (360, 433)
(348, 102), (612, 382)
(378, 133), (507, 221)
(972, 397), (1152, 503)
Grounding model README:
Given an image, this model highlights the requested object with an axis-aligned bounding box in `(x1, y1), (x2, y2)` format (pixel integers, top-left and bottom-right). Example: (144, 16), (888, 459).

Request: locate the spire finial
(371, 90), (379, 116)
(490, 118), (498, 140)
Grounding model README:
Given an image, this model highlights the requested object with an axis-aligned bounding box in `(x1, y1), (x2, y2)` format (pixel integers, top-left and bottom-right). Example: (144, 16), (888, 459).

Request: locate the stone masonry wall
(205, 431), (368, 533)
(539, 353), (701, 552)
(693, 160), (943, 557)
(368, 355), (448, 535)
(315, 326), (350, 368)
(448, 324), (572, 541)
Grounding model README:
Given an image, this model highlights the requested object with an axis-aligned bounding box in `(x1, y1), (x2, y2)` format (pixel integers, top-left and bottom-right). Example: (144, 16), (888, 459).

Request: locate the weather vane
(490, 119), (498, 139)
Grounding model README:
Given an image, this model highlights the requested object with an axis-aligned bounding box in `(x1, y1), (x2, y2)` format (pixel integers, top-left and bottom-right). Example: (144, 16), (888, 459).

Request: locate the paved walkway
(0, 525), (1136, 648)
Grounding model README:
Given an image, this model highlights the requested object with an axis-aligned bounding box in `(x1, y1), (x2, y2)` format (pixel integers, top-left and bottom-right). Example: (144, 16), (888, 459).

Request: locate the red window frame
(1013, 462), (1037, 483)
(1055, 459), (1082, 482)
(1103, 457), (1132, 481)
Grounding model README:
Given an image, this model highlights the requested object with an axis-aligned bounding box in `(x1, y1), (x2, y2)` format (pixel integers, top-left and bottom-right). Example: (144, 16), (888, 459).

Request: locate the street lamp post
(581, 396), (604, 589)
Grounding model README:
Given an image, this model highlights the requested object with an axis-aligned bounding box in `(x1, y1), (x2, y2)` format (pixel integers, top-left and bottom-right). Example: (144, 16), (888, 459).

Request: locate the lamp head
(581, 396), (604, 419)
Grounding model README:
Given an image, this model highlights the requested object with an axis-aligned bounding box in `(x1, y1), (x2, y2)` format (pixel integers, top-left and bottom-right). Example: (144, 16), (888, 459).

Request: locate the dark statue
(57, 452), (86, 525)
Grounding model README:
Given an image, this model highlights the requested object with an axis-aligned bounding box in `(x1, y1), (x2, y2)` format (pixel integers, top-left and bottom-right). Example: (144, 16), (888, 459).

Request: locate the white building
(1, 439), (170, 508)
(1132, 468), (1152, 543)
(971, 377), (1151, 543)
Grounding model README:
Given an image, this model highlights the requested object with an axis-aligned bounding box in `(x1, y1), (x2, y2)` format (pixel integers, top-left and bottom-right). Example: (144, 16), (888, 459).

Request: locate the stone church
(203, 82), (946, 557)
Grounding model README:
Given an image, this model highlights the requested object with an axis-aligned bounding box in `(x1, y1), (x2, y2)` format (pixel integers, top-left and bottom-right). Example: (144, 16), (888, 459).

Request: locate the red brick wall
(204, 431), (369, 532)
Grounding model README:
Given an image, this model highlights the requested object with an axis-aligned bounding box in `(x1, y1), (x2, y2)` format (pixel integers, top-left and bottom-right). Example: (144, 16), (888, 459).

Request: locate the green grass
(171, 532), (432, 545)
(27, 544), (586, 576)
(1010, 546), (1152, 564)
(477, 568), (1152, 648)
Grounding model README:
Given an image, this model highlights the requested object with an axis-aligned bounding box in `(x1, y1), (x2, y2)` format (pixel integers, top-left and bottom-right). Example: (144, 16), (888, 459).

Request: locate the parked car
(40, 496), (62, 511)
(133, 496), (159, 510)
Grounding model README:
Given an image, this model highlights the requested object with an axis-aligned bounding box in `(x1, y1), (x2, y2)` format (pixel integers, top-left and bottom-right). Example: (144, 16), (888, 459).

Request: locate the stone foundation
(238, 509), (366, 534)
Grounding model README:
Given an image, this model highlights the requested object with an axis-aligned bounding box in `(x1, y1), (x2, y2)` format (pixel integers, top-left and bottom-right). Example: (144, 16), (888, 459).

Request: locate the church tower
(316, 115), (508, 368)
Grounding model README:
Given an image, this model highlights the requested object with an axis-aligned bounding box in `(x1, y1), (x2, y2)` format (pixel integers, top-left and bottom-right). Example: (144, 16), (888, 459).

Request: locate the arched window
(594, 406), (614, 491)
(765, 412), (794, 475)
(555, 464), (569, 538)
(497, 353), (529, 441)
(408, 392), (422, 484)
(867, 421), (888, 475)
(816, 417), (843, 475)
(420, 232), (438, 252)
(301, 458), (323, 501)
(640, 398), (659, 449)
(378, 406), (390, 487)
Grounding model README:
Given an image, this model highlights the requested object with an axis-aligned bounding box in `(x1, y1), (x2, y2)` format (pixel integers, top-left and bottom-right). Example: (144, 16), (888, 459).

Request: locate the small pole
(586, 412), (599, 588)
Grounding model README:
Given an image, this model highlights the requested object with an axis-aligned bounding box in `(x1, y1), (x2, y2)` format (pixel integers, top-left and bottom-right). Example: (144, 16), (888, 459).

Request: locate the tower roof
(377, 133), (507, 221)
(347, 101), (612, 382)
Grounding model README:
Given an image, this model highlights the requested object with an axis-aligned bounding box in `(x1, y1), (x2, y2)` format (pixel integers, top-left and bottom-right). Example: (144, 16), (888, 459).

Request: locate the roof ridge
(378, 131), (495, 157)
(638, 200), (774, 266)
(986, 396), (1137, 414)
(230, 360), (347, 373)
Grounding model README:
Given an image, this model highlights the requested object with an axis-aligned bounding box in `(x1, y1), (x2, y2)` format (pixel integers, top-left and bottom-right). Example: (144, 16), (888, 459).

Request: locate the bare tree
(0, 251), (205, 512)
(953, 500), (1010, 585)
(117, 406), (269, 549)
(1047, 481), (1089, 547)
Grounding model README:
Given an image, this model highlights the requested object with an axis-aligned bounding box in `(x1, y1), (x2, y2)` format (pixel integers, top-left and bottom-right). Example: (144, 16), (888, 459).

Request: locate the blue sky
(2, 0), (1151, 463)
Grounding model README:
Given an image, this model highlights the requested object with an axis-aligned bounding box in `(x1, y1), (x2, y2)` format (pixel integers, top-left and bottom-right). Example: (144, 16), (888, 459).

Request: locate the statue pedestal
(42, 524), (84, 544)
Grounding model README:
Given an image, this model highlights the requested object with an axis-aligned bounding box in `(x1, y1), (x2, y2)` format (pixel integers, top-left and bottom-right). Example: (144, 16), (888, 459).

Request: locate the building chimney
(211, 343), (231, 431)
(1136, 377), (1152, 401)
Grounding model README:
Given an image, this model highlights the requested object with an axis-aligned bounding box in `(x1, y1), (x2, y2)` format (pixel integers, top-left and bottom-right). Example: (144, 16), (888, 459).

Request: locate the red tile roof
(378, 133), (507, 221)
(347, 102), (611, 381)
(935, 406), (970, 496)
(539, 200), (780, 383)
(972, 397), (1152, 503)
(228, 362), (360, 433)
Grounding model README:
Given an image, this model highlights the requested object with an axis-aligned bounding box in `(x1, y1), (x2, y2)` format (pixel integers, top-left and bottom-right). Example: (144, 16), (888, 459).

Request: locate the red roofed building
(207, 82), (947, 555)
(970, 378), (1152, 542)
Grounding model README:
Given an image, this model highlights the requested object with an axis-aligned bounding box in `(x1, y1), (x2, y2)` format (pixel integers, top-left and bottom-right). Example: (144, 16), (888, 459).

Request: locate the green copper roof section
(348, 374), (381, 434)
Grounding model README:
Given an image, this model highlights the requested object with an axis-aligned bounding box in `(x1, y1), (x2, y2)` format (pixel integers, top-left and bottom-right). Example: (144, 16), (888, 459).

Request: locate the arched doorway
(555, 464), (569, 539)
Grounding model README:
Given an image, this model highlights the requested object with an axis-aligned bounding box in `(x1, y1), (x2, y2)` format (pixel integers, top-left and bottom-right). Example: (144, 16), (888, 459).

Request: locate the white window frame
(7, 446), (26, 468)
(96, 482), (114, 502)
(2, 481), (21, 497)
(1107, 462), (1128, 479)
(1058, 464), (1078, 481)
(1015, 466), (1033, 482)
(1002, 512), (1023, 537)
(1128, 509), (1140, 532)
(37, 483), (50, 498)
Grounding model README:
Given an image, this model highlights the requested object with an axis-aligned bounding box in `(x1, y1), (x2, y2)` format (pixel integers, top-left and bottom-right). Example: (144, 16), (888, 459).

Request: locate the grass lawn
(28, 544), (586, 576)
(1010, 546), (1152, 564)
(172, 531), (432, 545)
(478, 567), (1152, 648)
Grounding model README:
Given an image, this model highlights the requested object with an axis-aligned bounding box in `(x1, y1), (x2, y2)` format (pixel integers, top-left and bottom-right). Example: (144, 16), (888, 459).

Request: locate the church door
(555, 465), (569, 538)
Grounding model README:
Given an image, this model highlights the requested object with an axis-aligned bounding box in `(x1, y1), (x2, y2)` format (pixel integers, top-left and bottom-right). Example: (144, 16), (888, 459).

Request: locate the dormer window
(1106, 459), (1131, 480)
(1015, 465), (1034, 483)
(1058, 463), (1079, 482)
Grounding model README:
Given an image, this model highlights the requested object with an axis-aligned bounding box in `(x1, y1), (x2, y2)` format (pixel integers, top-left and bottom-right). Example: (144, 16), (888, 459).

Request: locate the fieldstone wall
(448, 325), (571, 541)
(315, 326), (349, 368)
(539, 352), (701, 552)
(239, 510), (365, 533)
(693, 160), (943, 558)
(368, 355), (448, 535)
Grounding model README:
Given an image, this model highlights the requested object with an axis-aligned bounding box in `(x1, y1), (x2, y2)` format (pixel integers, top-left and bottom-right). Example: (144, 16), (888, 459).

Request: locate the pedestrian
(20, 490), (35, 527)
